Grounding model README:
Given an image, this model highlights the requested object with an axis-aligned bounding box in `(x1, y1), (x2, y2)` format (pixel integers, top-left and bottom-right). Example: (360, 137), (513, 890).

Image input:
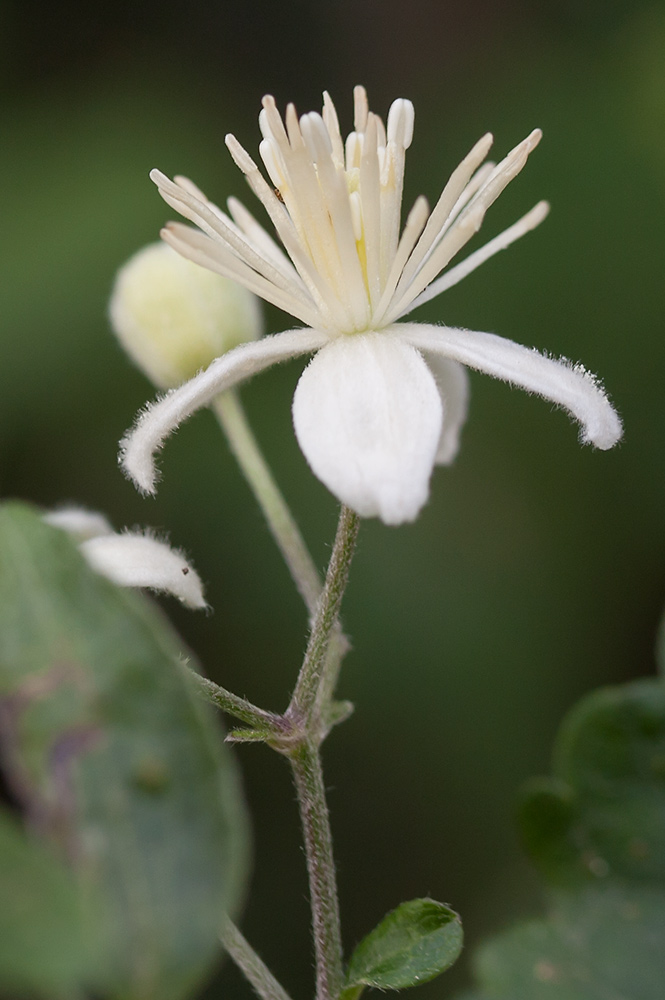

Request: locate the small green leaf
(0, 503), (250, 1000)
(324, 700), (355, 729)
(0, 808), (97, 997)
(227, 726), (277, 743)
(344, 898), (463, 995)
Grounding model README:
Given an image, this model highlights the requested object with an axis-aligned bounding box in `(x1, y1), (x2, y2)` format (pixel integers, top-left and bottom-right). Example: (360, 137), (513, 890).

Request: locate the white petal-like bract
(44, 507), (114, 541)
(121, 327), (328, 493)
(292, 333), (443, 524)
(46, 508), (206, 608)
(398, 324), (622, 450)
(80, 531), (206, 609)
(422, 356), (470, 465)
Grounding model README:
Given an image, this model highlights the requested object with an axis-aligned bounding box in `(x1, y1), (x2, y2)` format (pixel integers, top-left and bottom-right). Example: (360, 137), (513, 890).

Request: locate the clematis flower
(121, 87), (622, 525)
(44, 507), (206, 609)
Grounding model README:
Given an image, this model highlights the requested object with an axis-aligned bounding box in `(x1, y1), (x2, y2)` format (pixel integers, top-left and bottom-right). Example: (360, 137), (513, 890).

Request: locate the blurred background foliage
(1, 0), (665, 996)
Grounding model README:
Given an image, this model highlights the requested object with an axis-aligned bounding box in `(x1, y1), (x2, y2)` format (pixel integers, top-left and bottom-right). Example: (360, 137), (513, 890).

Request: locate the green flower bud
(109, 242), (263, 388)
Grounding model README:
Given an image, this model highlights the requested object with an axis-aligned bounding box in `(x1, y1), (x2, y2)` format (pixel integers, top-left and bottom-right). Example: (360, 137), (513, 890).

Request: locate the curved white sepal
(121, 327), (328, 494)
(397, 324), (622, 450)
(422, 356), (470, 465)
(292, 332), (443, 525)
(43, 507), (114, 541)
(79, 532), (206, 609)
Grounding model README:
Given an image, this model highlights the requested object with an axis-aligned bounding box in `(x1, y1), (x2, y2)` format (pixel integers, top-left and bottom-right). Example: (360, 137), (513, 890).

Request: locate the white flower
(44, 507), (206, 609)
(121, 87), (622, 525)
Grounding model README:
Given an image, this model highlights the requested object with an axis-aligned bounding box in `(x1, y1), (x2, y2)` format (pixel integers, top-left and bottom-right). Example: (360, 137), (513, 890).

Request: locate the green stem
(186, 669), (280, 731)
(221, 918), (294, 1000)
(205, 410), (360, 1000)
(214, 390), (352, 732)
(288, 506), (360, 728)
(290, 740), (344, 1000)
(214, 391), (322, 616)
(284, 506), (360, 1000)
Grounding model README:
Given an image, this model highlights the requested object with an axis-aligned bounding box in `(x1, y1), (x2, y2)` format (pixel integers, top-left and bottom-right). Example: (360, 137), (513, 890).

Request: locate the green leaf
(322, 699), (355, 734)
(0, 502), (249, 1000)
(0, 808), (96, 997)
(226, 726), (277, 743)
(470, 884), (665, 1000)
(343, 898), (463, 996)
(464, 679), (665, 999)
(519, 679), (665, 887)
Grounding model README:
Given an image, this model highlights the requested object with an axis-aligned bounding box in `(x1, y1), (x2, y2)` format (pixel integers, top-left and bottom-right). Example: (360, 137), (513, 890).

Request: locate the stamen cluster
(153, 86), (545, 336)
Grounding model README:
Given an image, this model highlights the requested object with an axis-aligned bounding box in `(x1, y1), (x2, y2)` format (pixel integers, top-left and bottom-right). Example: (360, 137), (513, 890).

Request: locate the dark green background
(2, 0), (665, 995)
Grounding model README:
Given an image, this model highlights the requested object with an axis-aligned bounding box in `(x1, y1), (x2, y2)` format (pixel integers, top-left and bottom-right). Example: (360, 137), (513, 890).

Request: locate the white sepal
(121, 327), (329, 494)
(422, 356), (470, 465)
(397, 324), (622, 450)
(292, 332), (443, 525)
(43, 507), (113, 541)
(79, 531), (206, 609)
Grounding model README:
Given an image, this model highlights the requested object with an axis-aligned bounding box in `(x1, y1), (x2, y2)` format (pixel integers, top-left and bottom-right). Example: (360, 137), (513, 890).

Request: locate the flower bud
(109, 241), (263, 388)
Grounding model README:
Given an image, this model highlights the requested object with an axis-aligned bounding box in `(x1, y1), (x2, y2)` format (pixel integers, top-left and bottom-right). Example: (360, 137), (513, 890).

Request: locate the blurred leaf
(519, 680), (665, 887)
(343, 898), (463, 997)
(468, 883), (665, 1000)
(0, 502), (249, 1000)
(0, 808), (96, 998)
(463, 679), (665, 999)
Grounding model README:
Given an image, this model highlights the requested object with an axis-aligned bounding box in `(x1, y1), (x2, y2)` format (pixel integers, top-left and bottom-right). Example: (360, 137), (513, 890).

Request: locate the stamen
(161, 223), (320, 326)
(384, 206), (486, 323)
(400, 201), (550, 316)
(258, 105), (311, 249)
(172, 175), (210, 202)
(277, 105), (353, 321)
(285, 102), (302, 146)
(152, 170), (307, 302)
(261, 95), (290, 150)
(322, 91), (345, 165)
(345, 132), (363, 172)
(375, 115), (387, 150)
(386, 99), (415, 150)
(259, 137), (287, 191)
(456, 130), (542, 228)
(394, 132), (493, 298)
(407, 160), (495, 276)
(359, 113), (382, 309)
(225, 133), (345, 327)
(447, 161), (495, 221)
(301, 111), (332, 162)
(371, 195), (429, 327)
(349, 192), (362, 241)
(226, 195), (305, 283)
(301, 113), (370, 329)
(258, 107), (271, 142)
(354, 85), (369, 132)
(379, 99), (415, 285)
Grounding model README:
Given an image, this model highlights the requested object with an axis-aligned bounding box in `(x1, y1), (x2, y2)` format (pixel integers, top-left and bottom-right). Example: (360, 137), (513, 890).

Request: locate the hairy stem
(288, 506), (360, 727)
(290, 740), (344, 1000)
(221, 918), (294, 1000)
(186, 669), (280, 731)
(214, 391), (322, 615)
